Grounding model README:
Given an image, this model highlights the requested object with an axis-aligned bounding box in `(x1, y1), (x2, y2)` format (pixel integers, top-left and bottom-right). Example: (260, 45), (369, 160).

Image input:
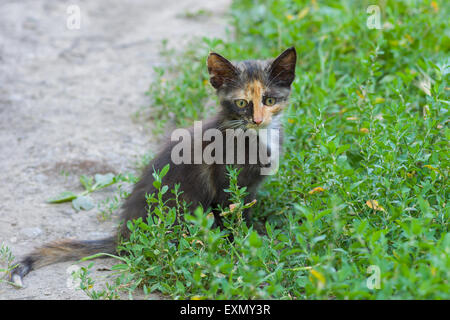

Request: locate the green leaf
(72, 195), (95, 211)
(160, 164), (170, 179)
(175, 280), (185, 292)
(336, 144), (350, 156)
(80, 175), (93, 191)
(153, 180), (161, 189)
(94, 173), (115, 188)
(111, 264), (129, 271)
(249, 231), (262, 248)
(47, 191), (78, 203)
(265, 222), (273, 238)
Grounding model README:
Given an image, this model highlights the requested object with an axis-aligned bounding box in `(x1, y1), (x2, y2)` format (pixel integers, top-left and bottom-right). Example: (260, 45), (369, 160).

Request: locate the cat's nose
(253, 118), (263, 125)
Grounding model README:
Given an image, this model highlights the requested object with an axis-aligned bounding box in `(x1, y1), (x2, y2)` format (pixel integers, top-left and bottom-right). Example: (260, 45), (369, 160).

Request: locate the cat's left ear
(268, 47), (297, 87)
(207, 52), (239, 89)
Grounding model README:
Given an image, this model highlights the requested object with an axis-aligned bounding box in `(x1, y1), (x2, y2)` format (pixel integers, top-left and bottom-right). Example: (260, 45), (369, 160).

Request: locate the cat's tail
(10, 236), (117, 287)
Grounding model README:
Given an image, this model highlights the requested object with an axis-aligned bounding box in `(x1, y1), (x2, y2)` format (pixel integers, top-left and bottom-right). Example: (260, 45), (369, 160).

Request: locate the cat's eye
(263, 97), (277, 106)
(234, 99), (248, 108)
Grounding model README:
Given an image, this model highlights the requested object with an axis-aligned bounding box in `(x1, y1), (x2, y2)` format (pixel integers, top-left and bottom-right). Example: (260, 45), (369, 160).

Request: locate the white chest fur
(257, 114), (282, 175)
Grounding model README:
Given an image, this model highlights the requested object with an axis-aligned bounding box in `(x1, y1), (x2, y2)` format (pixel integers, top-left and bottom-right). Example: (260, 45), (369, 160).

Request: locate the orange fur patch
(246, 80), (264, 123)
(244, 80), (283, 126)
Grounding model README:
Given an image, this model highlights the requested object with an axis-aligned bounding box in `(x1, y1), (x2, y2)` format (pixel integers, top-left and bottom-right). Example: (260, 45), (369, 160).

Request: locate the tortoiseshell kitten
(11, 48), (297, 286)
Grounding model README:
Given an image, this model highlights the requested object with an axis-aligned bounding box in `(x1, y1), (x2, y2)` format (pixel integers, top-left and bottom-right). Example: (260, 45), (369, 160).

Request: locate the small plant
(81, 165), (289, 299)
(0, 243), (18, 287)
(97, 182), (134, 221)
(71, 262), (124, 300)
(47, 173), (138, 212)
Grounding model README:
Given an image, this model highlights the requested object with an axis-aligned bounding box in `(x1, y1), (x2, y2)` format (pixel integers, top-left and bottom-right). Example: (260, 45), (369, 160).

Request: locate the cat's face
(207, 47), (296, 129)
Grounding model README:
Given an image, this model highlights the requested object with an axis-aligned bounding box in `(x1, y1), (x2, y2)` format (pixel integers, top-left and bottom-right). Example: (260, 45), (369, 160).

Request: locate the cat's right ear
(268, 47), (297, 87)
(207, 52), (239, 89)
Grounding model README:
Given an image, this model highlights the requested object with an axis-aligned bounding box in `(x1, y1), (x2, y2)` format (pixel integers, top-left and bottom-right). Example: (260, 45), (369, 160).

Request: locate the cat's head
(207, 47), (296, 129)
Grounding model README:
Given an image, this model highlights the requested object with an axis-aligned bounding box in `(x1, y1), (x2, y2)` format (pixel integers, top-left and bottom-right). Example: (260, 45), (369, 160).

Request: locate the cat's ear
(207, 52), (239, 89)
(268, 47), (297, 87)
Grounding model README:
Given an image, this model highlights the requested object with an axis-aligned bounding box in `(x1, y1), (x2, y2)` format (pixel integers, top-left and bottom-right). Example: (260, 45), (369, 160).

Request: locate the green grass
(0, 243), (18, 287)
(75, 0), (449, 299)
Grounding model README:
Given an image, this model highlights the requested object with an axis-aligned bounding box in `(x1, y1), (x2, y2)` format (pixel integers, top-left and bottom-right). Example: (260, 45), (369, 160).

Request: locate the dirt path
(0, 0), (230, 299)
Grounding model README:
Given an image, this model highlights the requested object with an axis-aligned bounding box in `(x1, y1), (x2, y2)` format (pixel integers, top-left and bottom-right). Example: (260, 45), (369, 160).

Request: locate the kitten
(10, 47), (297, 286)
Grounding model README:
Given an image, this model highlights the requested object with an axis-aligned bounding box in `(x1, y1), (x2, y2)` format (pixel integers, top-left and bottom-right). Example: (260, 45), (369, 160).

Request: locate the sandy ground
(0, 0), (230, 299)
